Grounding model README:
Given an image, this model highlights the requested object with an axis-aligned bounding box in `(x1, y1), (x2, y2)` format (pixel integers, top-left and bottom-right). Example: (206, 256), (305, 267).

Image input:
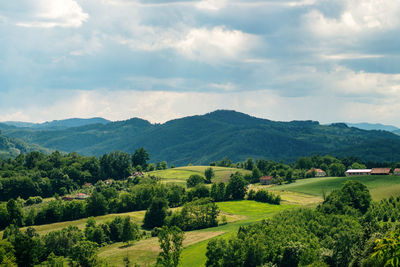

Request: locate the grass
(269, 175), (400, 200)
(147, 166), (251, 185)
(19, 210), (146, 236)
(96, 200), (295, 267)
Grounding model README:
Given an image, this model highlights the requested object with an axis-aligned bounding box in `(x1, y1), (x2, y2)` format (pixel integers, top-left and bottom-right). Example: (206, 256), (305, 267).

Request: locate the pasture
(269, 175), (400, 200)
(147, 166), (251, 185)
(97, 200), (294, 267)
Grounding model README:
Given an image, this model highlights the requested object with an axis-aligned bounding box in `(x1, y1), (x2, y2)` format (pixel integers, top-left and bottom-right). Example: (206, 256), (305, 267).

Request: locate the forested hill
(1, 110), (400, 165)
(3, 117), (110, 130)
(0, 130), (50, 158)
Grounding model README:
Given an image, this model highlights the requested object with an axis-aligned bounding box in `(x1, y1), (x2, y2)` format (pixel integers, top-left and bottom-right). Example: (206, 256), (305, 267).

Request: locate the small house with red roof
(260, 176), (273, 185)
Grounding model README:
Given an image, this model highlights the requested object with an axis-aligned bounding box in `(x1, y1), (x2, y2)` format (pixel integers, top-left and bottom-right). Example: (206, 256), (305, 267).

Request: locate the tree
(86, 192), (108, 216)
(244, 158), (254, 170)
(186, 175), (205, 188)
(370, 228), (400, 266)
(156, 226), (184, 267)
(0, 239), (16, 266)
(71, 240), (99, 267)
(328, 163), (346, 177)
(226, 172), (248, 200)
(251, 166), (262, 183)
(318, 180), (371, 214)
(204, 168), (215, 184)
(350, 162), (367, 169)
(122, 217), (139, 245)
(6, 199), (23, 227)
(143, 198), (169, 229)
(132, 148), (150, 169)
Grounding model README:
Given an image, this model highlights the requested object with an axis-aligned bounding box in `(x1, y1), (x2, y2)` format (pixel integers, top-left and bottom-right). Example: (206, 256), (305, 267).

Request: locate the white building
(345, 169), (371, 176)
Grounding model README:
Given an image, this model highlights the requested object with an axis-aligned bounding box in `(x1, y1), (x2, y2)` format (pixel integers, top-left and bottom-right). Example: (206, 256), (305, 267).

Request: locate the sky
(1, 0), (400, 126)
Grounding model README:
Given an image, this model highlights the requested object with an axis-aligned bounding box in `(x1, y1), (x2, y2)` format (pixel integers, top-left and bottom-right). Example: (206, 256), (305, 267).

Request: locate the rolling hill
(3, 117), (110, 130)
(0, 130), (50, 158)
(1, 110), (400, 165)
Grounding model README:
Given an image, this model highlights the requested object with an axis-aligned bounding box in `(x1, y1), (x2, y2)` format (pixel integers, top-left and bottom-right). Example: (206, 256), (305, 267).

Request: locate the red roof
(314, 169), (325, 173)
(394, 168), (400, 172)
(371, 168), (391, 174)
(260, 176), (273, 181)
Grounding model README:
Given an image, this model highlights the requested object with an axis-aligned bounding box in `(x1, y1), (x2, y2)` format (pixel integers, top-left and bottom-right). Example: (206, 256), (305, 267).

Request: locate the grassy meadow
(9, 168), (400, 266)
(269, 175), (400, 200)
(96, 200), (295, 267)
(147, 166), (251, 185)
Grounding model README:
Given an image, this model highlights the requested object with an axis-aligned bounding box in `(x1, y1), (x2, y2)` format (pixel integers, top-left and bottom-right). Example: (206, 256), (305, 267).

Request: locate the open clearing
(147, 166), (251, 185)
(269, 175), (400, 200)
(97, 200), (294, 267)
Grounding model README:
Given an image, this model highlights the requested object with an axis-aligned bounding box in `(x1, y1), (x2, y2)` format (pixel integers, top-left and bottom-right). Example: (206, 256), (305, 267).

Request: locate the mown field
(269, 175), (400, 200)
(147, 166), (251, 185)
(97, 200), (295, 267)
(10, 170), (400, 266)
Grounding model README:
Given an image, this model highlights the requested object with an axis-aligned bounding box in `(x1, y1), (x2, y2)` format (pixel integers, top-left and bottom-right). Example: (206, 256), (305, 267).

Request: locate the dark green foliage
(206, 209), (363, 267)
(131, 147), (150, 169)
(43, 226), (83, 257)
(251, 190), (281, 205)
(122, 216), (139, 244)
(71, 240), (99, 267)
(166, 198), (219, 231)
(225, 172), (248, 200)
(204, 167), (214, 184)
(143, 198), (169, 229)
(318, 180), (371, 214)
(186, 174), (205, 188)
(6, 199), (23, 227)
(9, 227), (45, 267)
(156, 226), (184, 267)
(210, 182), (226, 202)
(86, 192), (108, 216)
(4, 110), (400, 165)
(187, 185), (210, 201)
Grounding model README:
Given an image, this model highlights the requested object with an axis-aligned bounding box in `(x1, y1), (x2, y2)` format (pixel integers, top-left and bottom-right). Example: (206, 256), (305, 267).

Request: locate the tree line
(205, 180), (400, 266)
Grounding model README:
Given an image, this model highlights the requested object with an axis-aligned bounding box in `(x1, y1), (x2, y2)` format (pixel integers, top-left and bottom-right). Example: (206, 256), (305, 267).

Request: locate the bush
(187, 175), (205, 188)
(254, 189), (281, 205)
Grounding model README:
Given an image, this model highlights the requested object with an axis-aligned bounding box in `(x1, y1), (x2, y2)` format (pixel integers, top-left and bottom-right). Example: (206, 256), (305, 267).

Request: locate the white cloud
(305, 0), (400, 37)
(15, 0), (89, 28)
(196, 0), (229, 11)
(114, 25), (261, 63)
(176, 26), (261, 63)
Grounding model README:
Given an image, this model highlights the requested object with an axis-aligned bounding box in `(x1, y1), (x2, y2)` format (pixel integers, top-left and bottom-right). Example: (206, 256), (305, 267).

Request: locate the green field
(96, 200), (294, 267)
(148, 166), (251, 185)
(269, 175), (400, 200)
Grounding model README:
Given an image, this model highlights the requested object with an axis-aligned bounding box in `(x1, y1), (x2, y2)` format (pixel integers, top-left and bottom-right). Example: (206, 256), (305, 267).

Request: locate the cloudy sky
(1, 0), (400, 125)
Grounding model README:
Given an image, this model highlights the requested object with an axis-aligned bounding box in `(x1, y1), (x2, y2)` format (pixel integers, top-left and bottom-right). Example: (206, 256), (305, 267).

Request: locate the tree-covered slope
(0, 130), (50, 158)
(2, 110), (400, 165)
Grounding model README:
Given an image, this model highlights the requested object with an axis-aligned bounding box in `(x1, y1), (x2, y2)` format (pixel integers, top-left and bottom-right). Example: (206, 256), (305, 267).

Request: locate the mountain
(345, 122), (400, 132)
(1, 110), (400, 165)
(3, 117), (110, 130)
(0, 130), (50, 158)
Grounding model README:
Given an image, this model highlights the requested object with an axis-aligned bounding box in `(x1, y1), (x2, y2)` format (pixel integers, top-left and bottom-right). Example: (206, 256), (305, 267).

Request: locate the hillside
(0, 130), (50, 158)
(2, 110), (400, 165)
(3, 117), (110, 130)
(345, 122), (400, 132)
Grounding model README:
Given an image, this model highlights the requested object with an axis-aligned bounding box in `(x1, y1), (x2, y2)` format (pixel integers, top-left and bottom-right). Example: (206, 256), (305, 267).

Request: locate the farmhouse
(345, 169), (371, 176)
(75, 193), (90, 200)
(394, 168), (400, 176)
(314, 169), (326, 177)
(260, 176), (273, 185)
(370, 168), (391, 175)
(306, 168), (326, 177)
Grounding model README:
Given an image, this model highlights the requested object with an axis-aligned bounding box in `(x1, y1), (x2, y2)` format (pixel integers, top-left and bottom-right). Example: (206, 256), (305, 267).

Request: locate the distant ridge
(2, 110), (400, 165)
(3, 117), (110, 130)
(345, 122), (399, 132)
